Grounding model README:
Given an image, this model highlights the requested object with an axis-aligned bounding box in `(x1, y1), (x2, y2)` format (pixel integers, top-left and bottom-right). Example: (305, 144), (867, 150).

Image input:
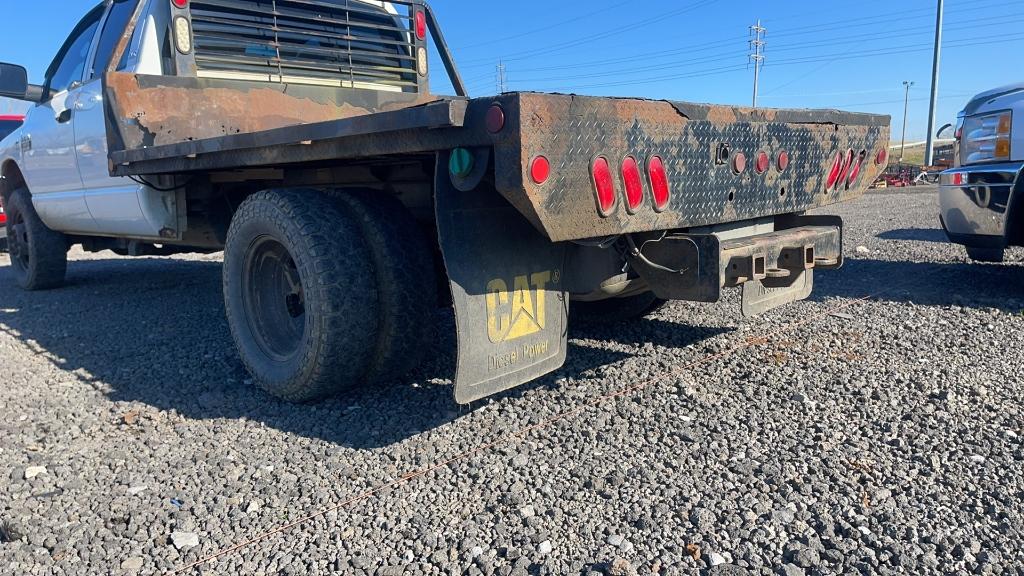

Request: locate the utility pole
(901, 81), (915, 162)
(924, 0), (944, 166)
(749, 20), (767, 108)
(496, 61), (508, 94)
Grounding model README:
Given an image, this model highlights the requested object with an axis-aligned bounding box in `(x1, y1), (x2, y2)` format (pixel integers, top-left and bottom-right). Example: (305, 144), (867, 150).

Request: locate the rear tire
(966, 246), (1004, 263)
(224, 189), (379, 403)
(332, 191), (437, 384)
(571, 292), (668, 325)
(5, 188), (67, 291)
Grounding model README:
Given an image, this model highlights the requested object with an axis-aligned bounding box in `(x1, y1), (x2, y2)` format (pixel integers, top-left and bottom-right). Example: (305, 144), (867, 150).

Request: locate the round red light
(415, 11), (427, 41)
(171, 0), (188, 8)
(648, 156), (670, 212)
(777, 151), (790, 172)
(592, 157), (616, 216)
(530, 156), (550, 185)
(732, 152), (747, 174)
(875, 148), (889, 166)
(485, 105), (505, 134)
(755, 151), (770, 174)
(621, 156), (645, 212)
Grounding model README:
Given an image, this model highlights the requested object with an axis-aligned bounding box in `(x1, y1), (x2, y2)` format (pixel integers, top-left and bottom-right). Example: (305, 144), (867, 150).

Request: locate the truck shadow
(811, 257), (1024, 311)
(875, 228), (949, 243)
(0, 256), (725, 450)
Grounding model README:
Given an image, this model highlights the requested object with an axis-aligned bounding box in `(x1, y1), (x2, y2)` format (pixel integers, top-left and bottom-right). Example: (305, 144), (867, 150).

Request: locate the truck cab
(939, 83), (1024, 262)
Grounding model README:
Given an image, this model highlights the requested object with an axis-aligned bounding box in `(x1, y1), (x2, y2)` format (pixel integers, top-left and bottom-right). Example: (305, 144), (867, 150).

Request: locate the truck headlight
(961, 110), (1012, 164)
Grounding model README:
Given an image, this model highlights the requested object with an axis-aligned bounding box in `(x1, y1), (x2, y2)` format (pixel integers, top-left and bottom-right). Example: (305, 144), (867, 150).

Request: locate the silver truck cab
(939, 83), (1024, 262)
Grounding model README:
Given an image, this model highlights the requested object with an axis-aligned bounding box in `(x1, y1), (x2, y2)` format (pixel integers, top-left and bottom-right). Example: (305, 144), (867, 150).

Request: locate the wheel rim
(242, 236), (307, 362)
(8, 210), (30, 274)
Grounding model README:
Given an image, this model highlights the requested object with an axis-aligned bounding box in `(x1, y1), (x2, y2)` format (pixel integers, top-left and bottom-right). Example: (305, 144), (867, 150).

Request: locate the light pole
(924, 0), (944, 166)
(901, 81), (915, 163)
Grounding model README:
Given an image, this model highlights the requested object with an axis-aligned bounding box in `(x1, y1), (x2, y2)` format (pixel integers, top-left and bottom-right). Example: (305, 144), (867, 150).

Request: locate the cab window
(45, 8), (103, 97)
(91, 0), (138, 79)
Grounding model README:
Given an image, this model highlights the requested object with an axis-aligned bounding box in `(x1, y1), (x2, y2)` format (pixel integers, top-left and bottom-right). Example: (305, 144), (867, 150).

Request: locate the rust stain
(107, 73), (438, 148)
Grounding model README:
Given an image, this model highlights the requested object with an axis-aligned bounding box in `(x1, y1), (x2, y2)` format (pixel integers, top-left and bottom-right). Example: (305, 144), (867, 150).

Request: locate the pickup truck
(939, 83), (1023, 263)
(0, 114), (22, 251)
(0, 0), (890, 405)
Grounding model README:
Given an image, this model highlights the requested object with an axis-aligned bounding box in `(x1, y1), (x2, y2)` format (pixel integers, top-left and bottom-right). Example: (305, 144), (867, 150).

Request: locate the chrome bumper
(939, 162), (1023, 247)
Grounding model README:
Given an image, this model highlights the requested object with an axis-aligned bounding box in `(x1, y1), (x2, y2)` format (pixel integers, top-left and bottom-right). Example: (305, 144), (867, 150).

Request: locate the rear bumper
(939, 162), (1023, 247)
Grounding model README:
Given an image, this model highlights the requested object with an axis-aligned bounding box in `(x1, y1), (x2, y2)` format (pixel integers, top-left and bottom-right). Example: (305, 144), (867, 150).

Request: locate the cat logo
(485, 271), (553, 344)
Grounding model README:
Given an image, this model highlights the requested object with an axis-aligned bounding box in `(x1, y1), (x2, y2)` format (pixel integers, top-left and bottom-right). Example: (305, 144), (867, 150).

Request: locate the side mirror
(936, 123), (953, 139)
(0, 63), (43, 102)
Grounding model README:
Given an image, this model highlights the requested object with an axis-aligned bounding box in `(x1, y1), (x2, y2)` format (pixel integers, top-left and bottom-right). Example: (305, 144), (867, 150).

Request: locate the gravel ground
(1, 187), (1023, 576)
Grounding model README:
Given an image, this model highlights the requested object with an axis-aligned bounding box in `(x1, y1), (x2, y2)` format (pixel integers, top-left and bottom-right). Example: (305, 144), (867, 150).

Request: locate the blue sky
(2, 0), (1021, 141)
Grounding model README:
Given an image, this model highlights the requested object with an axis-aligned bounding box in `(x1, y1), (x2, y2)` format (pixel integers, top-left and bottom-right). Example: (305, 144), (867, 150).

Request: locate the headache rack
(188, 0), (427, 91)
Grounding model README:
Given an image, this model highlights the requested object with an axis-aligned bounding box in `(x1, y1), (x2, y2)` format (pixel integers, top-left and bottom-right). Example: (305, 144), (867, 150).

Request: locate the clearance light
(530, 156), (550, 185)
(485, 105), (505, 134)
(173, 16), (192, 54)
(621, 156), (645, 212)
(648, 156), (670, 212)
(592, 157), (616, 216)
(171, 0), (188, 7)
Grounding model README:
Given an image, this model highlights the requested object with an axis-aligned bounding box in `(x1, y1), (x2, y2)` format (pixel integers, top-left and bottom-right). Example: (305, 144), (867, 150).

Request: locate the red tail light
(836, 149), (855, 186)
(530, 156), (550, 185)
(592, 157), (616, 216)
(777, 151), (790, 172)
(846, 150), (866, 187)
(171, 0), (188, 7)
(415, 11), (427, 40)
(755, 151), (770, 174)
(732, 152), (747, 174)
(621, 156), (644, 212)
(826, 152), (843, 190)
(648, 156), (670, 212)
(875, 148), (888, 166)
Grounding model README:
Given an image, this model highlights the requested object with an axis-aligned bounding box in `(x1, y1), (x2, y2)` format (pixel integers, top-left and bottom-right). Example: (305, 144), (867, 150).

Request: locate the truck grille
(189, 0), (419, 91)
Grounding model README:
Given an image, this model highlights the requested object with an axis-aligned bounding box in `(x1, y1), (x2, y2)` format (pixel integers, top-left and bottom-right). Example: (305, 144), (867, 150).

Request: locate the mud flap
(435, 152), (568, 404)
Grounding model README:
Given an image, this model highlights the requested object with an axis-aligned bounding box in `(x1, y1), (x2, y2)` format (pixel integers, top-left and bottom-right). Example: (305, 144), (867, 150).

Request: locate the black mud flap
(435, 152), (568, 404)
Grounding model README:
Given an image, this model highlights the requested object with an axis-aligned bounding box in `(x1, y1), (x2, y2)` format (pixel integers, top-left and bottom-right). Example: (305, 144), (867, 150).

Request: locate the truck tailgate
(490, 93), (890, 241)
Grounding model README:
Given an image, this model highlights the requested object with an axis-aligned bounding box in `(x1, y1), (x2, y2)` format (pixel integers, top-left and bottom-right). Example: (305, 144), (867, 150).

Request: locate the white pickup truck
(0, 0), (889, 405)
(939, 83), (1024, 262)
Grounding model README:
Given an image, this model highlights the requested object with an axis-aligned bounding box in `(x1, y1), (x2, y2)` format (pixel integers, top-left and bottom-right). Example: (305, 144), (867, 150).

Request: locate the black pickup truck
(0, 0), (890, 404)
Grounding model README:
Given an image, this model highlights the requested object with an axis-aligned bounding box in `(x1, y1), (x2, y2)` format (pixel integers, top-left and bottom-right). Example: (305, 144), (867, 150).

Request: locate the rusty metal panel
(103, 72), (443, 153)
(489, 93), (890, 242)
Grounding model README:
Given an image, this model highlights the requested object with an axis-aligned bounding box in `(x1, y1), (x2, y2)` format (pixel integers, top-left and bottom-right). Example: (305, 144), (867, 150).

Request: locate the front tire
(224, 190), (379, 403)
(966, 246), (1004, 263)
(5, 188), (68, 290)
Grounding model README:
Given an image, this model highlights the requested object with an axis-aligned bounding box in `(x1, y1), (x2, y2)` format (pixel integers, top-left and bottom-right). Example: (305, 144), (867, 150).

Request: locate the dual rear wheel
(223, 189), (436, 403)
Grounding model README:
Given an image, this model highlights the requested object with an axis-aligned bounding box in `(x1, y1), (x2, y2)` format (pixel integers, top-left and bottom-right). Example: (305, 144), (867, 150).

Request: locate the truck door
(76, 0), (177, 239)
(21, 6), (103, 234)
